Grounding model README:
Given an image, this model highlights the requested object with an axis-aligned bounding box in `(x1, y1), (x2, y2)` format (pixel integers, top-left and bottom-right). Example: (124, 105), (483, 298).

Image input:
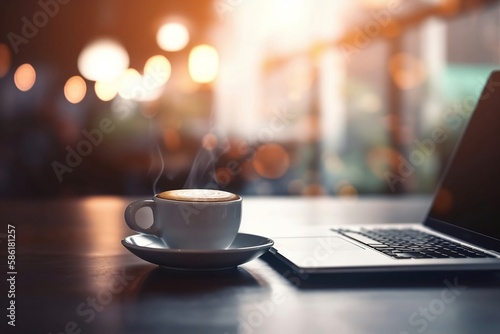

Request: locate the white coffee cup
(124, 189), (242, 250)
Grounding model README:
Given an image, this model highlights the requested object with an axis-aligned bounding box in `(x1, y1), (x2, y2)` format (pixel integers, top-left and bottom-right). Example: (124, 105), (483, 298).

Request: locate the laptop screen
(427, 71), (500, 242)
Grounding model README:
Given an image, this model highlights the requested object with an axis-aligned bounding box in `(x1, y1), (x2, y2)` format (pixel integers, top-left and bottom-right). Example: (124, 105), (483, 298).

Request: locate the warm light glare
(115, 56), (171, 102)
(94, 80), (118, 102)
(78, 38), (129, 81)
(360, 0), (391, 8)
(270, 0), (308, 35)
(284, 58), (314, 93)
(0, 43), (11, 78)
(336, 181), (358, 197)
(118, 68), (142, 100)
(358, 93), (382, 113)
(389, 53), (427, 90)
(202, 133), (218, 150)
(439, 0), (461, 16)
(14, 63), (36, 92)
(64, 76), (87, 104)
(367, 147), (399, 180)
(188, 44), (219, 83)
(156, 22), (190, 52)
(253, 143), (290, 179)
(144, 55), (171, 87)
(163, 128), (181, 151)
(433, 188), (453, 213)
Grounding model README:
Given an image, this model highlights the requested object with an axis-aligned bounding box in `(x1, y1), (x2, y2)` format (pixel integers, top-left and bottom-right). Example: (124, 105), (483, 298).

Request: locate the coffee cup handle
(124, 200), (160, 236)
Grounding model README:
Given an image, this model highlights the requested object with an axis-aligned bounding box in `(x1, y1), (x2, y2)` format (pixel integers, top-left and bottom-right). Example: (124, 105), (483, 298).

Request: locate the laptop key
(441, 252), (466, 258)
(340, 228), (497, 260)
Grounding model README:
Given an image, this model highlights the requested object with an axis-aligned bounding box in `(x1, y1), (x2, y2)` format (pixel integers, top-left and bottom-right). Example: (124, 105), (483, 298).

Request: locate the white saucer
(122, 233), (274, 270)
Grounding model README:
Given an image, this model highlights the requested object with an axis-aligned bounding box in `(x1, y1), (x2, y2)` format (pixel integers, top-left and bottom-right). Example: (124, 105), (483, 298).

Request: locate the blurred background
(0, 0), (499, 198)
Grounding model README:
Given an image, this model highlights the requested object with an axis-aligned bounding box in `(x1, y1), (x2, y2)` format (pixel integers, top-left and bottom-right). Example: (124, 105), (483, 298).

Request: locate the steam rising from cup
(184, 132), (228, 189)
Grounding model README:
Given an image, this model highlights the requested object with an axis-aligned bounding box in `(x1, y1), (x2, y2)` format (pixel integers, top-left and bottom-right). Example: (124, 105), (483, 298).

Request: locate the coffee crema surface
(157, 189), (240, 202)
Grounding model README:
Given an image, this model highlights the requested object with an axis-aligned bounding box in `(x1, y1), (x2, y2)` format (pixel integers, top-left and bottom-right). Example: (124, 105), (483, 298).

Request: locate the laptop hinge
(425, 217), (500, 253)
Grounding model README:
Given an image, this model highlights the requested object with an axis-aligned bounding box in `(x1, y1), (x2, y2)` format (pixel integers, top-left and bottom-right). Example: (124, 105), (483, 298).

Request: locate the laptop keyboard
(336, 228), (496, 259)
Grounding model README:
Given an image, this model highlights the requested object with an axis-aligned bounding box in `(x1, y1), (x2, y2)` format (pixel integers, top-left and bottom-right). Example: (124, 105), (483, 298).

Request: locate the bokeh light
(163, 128), (181, 151)
(323, 154), (345, 174)
(214, 167), (233, 186)
(78, 38), (129, 81)
(335, 180), (358, 197)
(360, 0), (391, 8)
(112, 56), (172, 102)
(366, 146), (400, 180)
(0, 43), (11, 78)
(202, 133), (218, 150)
(138, 55), (171, 101)
(253, 143), (290, 179)
(94, 79), (118, 102)
(383, 21), (401, 39)
(144, 55), (171, 87)
(284, 58), (314, 94)
(188, 44), (219, 83)
(358, 93), (382, 113)
(178, 71), (200, 93)
(432, 188), (453, 213)
(117, 68), (142, 100)
(14, 63), (36, 92)
(64, 76), (87, 104)
(389, 52), (427, 90)
(156, 22), (190, 52)
(439, 0), (461, 16)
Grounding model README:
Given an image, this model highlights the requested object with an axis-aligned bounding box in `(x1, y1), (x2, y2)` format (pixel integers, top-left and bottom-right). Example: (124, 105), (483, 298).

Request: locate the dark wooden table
(1, 196), (500, 334)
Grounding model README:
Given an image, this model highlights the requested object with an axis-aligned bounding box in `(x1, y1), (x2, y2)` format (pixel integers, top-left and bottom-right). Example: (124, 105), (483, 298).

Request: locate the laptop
(268, 71), (500, 275)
